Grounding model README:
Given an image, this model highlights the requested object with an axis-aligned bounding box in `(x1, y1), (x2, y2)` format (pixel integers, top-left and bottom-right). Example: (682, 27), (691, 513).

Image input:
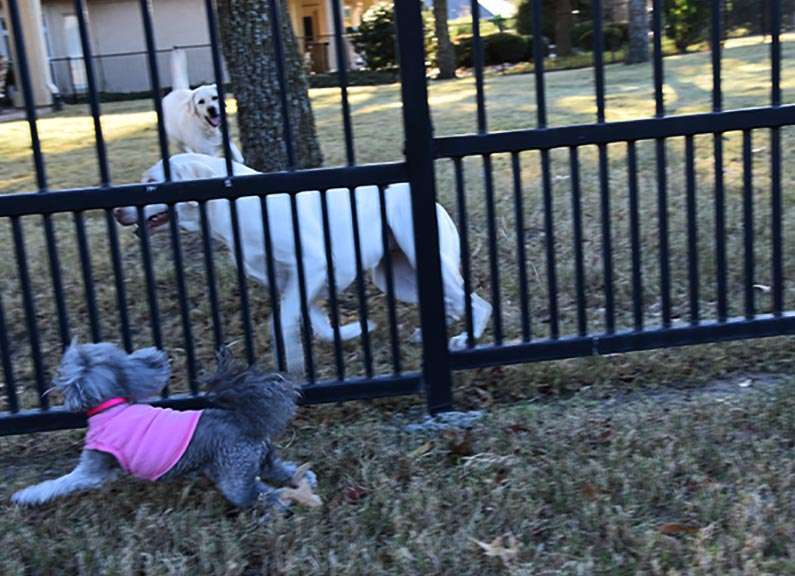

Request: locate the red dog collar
(86, 397), (128, 417)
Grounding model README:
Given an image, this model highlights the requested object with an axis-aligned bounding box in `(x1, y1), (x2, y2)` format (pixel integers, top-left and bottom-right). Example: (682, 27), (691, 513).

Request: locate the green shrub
(455, 33), (548, 68)
(351, 2), (397, 70)
(663, 0), (709, 53)
(577, 23), (629, 51)
(516, 0), (592, 39)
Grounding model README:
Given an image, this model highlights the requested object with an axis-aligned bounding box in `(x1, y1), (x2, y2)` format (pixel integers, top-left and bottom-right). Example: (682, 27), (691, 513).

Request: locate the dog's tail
(170, 46), (190, 90)
(200, 348), (300, 440)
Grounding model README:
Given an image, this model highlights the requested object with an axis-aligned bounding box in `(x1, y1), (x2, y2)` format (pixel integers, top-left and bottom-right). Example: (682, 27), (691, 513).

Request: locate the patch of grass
(2, 380), (795, 574)
(0, 34), (794, 410)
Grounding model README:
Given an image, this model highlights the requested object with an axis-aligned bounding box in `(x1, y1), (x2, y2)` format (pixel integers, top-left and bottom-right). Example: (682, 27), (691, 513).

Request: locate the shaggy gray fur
(12, 342), (311, 510)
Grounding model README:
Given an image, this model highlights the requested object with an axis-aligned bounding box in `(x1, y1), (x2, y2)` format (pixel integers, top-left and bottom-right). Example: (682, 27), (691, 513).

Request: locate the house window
(0, 14), (11, 61)
(62, 14), (87, 92)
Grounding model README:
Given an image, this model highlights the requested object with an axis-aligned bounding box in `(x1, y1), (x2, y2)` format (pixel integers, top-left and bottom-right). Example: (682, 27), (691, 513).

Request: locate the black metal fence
(1, 0), (793, 435)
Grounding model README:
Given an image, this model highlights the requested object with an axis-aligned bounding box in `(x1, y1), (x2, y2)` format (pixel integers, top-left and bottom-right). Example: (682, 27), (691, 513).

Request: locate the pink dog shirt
(85, 402), (203, 481)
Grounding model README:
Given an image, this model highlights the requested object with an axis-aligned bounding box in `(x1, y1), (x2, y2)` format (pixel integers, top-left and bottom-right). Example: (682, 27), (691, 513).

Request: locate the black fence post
(394, 0), (453, 414)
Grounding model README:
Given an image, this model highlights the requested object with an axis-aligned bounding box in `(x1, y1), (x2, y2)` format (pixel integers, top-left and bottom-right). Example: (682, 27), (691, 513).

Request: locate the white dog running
(114, 154), (492, 374)
(161, 48), (244, 163)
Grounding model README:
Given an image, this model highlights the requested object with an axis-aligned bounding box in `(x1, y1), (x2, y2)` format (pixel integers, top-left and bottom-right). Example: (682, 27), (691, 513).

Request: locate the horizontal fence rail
(1, 0), (793, 435)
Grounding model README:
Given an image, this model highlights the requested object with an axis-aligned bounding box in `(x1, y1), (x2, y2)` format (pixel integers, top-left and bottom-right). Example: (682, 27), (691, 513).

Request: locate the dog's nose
(208, 107), (219, 118)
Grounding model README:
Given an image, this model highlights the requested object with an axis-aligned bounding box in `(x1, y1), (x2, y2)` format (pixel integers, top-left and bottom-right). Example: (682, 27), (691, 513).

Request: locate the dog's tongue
(208, 116), (221, 128)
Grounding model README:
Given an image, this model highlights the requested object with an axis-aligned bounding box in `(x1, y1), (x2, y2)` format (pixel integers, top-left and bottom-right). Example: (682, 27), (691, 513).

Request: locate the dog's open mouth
(147, 211), (170, 228)
(205, 114), (221, 128)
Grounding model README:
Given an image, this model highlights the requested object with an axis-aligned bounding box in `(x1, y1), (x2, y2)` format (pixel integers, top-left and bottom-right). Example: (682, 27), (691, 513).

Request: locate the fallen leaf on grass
(408, 441), (433, 459)
(445, 429), (474, 457)
(471, 532), (519, 566)
(737, 378), (753, 388)
(344, 485), (369, 504)
(658, 522), (700, 536)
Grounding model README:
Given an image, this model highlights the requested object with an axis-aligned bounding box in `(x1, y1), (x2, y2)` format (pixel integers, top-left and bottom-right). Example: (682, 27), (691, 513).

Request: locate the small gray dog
(11, 342), (313, 508)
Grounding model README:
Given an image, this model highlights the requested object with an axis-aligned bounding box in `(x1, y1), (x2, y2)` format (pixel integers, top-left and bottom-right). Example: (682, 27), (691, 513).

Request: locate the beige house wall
(34, 0), (346, 96)
(1, 0), (56, 106)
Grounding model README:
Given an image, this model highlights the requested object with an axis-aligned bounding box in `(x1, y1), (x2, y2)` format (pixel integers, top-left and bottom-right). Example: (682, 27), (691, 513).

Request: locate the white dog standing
(114, 154), (492, 374)
(162, 48), (244, 163)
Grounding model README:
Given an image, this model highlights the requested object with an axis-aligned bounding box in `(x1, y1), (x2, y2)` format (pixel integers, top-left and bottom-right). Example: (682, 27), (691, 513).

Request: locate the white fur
(162, 48), (244, 163)
(114, 154), (492, 374)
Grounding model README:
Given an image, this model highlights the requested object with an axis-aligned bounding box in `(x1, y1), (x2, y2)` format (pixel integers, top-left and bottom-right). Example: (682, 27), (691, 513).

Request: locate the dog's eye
(212, 95), (218, 101)
(198, 99), (205, 105)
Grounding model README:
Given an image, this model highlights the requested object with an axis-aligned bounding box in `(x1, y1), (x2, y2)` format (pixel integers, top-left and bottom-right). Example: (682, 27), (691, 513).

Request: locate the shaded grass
(0, 34), (794, 410)
(2, 378), (795, 574)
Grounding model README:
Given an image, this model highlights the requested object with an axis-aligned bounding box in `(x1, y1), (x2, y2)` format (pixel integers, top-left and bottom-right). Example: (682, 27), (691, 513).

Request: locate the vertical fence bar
(167, 204), (198, 388)
(569, 146), (587, 336)
(770, 0), (783, 314)
(541, 150), (558, 339)
(289, 194), (316, 382)
(685, 135), (700, 324)
(395, 0), (453, 413)
(258, 197), (286, 371)
(655, 138), (670, 327)
(267, 0), (296, 168)
(531, 0), (546, 128)
(137, 0), (171, 178)
(0, 292), (17, 413)
(532, 0), (558, 339)
(470, 0), (487, 133)
(377, 185), (402, 374)
(73, 0), (110, 184)
(203, 0), (234, 174)
(319, 190), (345, 380)
(74, 0), (132, 349)
(202, 0), (256, 361)
(11, 218), (48, 409)
(74, 213), (102, 342)
(511, 153), (531, 342)
(742, 129), (754, 319)
(227, 197), (256, 364)
(627, 141), (644, 331)
(329, 0), (355, 165)
(453, 158), (475, 346)
(593, 0), (607, 124)
(592, 0), (614, 333)
(7, 0), (70, 351)
(348, 188), (374, 377)
(198, 202), (225, 351)
(483, 156), (503, 344)
(135, 208), (163, 353)
(710, 0), (727, 322)
(651, 0), (670, 327)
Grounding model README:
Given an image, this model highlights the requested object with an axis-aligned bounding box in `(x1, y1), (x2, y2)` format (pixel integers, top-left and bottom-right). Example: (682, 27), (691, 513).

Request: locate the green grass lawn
(0, 33), (794, 406)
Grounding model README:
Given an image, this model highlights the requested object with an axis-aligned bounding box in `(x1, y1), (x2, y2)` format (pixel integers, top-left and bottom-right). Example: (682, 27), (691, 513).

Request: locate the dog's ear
(123, 347), (171, 401)
(54, 341), (128, 412)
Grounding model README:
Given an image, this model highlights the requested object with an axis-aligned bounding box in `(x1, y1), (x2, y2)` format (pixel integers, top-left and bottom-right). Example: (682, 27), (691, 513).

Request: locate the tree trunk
(433, 0), (456, 79)
(555, 0), (573, 57)
(216, 0), (322, 172)
(626, 0), (649, 64)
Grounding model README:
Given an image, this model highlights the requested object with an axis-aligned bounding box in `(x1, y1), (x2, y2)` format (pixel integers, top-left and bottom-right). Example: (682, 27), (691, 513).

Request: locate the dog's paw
(300, 469), (317, 489)
(11, 486), (46, 506)
(448, 333), (471, 351)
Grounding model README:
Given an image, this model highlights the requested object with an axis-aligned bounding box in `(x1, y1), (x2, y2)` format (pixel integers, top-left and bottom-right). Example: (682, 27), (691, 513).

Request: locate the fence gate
(1, 0), (793, 435)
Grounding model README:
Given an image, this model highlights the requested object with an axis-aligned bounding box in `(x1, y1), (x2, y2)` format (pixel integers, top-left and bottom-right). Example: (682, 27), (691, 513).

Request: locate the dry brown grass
(0, 34), (794, 410)
(2, 377), (795, 574)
